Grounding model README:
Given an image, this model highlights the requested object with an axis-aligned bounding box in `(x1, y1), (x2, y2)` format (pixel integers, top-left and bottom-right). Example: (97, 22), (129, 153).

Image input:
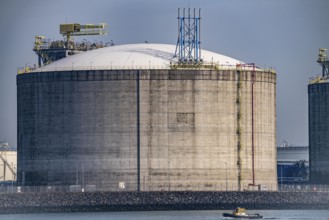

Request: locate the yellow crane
(29, 23), (108, 68)
(60, 23), (108, 47)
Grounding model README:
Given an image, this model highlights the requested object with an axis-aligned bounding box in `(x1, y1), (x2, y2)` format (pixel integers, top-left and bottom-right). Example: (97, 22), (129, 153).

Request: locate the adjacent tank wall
(308, 82), (329, 184)
(17, 69), (277, 191)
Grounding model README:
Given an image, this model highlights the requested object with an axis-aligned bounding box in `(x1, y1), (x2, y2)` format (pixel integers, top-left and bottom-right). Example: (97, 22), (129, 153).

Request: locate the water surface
(3, 210), (329, 220)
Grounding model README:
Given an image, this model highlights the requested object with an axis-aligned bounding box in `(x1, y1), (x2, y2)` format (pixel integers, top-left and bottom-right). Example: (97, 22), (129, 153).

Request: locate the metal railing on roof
(309, 74), (329, 84)
(17, 63), (276, 74)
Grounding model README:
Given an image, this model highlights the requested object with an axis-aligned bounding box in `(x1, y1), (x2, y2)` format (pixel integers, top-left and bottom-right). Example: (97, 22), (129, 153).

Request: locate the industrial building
(17, 12), (277, 191)
(277, 142), (309, 184)
(0, 140), (16, 182)
(309, 48), (329, 184)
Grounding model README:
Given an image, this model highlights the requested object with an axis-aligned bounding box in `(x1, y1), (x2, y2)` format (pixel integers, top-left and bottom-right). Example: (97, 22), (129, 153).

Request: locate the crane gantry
(33, 23), (108, 67)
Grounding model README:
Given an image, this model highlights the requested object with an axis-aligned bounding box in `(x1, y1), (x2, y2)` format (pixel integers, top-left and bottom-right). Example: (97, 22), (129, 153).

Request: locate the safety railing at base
(1, 184), (328, 194)
(0, 183), (281, 194)
(279, 184), (329, 192)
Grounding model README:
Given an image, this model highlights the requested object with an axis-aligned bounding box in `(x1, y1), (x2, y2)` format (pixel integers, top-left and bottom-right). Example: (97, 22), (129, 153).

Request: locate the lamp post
(11, 162), (14, 193)
(76, 161), (79, 185)
(280, 164), (283, 191)
(0, 164), (3, 181)
(82, 162), (85, 192)
(225, 162), (228, 191)
(168, 161), (171, 191)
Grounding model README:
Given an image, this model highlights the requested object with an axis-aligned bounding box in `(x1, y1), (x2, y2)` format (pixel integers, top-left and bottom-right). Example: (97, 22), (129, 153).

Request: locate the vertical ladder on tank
(236, 66), (242, 191)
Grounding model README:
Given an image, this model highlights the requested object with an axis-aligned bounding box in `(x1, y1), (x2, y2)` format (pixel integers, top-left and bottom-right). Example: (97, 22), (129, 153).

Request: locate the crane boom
(60, 23), (108, 42)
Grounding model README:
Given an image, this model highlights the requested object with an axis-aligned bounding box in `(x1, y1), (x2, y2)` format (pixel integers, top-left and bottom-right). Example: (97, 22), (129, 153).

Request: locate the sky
(0, 0), (328, 148)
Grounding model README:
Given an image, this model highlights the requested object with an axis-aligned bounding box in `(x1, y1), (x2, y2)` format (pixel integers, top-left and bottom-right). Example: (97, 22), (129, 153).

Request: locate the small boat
(223, 207), (262, 219)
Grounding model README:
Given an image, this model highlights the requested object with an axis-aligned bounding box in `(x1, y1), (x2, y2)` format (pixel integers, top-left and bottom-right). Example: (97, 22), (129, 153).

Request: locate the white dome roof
(36, 43), (244, 72)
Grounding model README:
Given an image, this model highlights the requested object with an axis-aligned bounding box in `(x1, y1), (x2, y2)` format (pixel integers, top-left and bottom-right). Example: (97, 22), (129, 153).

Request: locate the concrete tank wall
(17, 71), (138, 190)
(17, 69), (277, 191)
(308, 82), (329, 184)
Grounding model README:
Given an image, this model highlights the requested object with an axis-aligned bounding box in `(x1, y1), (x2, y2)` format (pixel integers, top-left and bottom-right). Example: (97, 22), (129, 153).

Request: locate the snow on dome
(35, 43), (244, 72)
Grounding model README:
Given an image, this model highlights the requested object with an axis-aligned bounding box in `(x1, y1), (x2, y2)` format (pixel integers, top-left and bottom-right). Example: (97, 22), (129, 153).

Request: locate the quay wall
(0, 191), (328, 214)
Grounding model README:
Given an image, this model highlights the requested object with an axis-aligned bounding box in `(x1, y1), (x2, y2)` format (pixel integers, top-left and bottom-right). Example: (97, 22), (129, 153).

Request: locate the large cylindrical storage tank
(17, 44), (277, 191)
(308, 81), (329, 184)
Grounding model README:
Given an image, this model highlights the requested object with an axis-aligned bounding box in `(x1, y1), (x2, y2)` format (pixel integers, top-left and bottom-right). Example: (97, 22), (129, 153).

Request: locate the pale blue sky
(1, 0), (328, 147)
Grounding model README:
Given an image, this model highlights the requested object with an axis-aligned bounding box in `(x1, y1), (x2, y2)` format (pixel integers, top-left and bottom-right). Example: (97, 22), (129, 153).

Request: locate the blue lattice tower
(174, 8), (201, 64)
